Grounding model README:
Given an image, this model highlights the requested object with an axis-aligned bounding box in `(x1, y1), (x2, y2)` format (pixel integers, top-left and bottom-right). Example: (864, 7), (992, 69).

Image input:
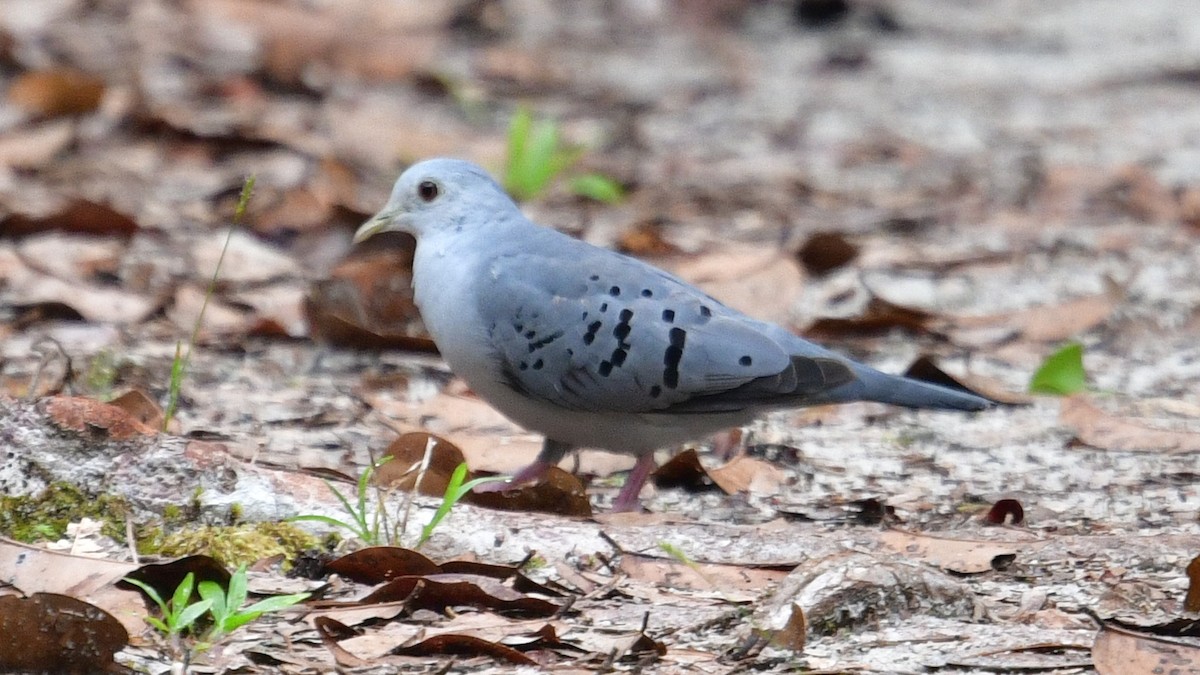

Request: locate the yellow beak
(353, 210), (393, 244)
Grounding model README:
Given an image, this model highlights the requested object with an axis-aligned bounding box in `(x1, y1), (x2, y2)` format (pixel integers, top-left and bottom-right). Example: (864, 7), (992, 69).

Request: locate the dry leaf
(1060, 395), (1200, 454)
(7, 68), (106, 117)
(878, 530), (1024, 574)
(1093, 623), (1200, 675)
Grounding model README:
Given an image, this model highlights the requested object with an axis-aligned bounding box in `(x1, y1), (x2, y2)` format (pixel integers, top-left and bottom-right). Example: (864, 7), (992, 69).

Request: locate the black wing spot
(739, 355), (753, 366)
(583, 320), (602, 345)
(613, 322), (631, 340)
(699, 305), (712, 318)
(609, 286), (621, 297)
(619, 309), (633, 322)
(589, 274), (600, 281)
(532, 359), (544, 370)
(519, 361), (529, 371)
(598, 361), (613, 377)
(649, 385), (662, 398)
(600, 303), (608, 313)
(524, 330), (536, 339)
(663, 327), (686, 389)
(566, 348), (574, 356)
(641, 289), (653, 298)
(611, 348), (627, 366)
(662, 309), (675, 323)
(581, 311), (588, 320)
(514, 323), (524, 332)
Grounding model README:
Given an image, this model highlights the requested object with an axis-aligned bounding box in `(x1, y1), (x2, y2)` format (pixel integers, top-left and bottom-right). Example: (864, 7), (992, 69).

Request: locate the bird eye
(417, 180), (440, 202)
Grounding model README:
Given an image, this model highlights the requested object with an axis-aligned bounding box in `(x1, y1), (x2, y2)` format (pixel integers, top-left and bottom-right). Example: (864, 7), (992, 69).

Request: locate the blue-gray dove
(354, 158), (991, 511)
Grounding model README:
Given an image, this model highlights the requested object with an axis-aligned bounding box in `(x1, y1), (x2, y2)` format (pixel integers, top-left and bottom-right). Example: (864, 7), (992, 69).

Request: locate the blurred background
(1, 0), (1198, 459)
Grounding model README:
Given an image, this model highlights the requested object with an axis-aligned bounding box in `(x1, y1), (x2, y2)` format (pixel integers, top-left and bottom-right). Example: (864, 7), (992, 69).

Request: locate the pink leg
(473, 459), (555, 493)
(611, 453), (657, 512)
(473, 438), (571, 494)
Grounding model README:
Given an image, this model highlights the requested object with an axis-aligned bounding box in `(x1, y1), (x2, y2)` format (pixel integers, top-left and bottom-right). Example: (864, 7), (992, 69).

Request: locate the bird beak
(353, 208), (396, 244)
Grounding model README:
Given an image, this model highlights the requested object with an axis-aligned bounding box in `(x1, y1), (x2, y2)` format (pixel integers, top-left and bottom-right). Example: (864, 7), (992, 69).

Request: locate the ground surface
(2, 0), (1200, 673)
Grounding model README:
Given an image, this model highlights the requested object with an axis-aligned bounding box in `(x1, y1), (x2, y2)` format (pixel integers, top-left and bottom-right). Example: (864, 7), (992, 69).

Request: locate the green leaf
(170, 573), (196, 614)
(123, 577), (167, 614)
(173, 599), (213, 633)
(197, 580), (227, 624)
(1029, 342), (1086, 395)
(226, 566), (249, 617)
(570, 173), (624, 204)
(417, 464), (512, 548)
(241, 593), (311, 616)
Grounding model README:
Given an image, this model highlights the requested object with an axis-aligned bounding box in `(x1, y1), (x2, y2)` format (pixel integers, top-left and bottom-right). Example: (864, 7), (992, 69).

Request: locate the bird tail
(830, 366), (993, 411)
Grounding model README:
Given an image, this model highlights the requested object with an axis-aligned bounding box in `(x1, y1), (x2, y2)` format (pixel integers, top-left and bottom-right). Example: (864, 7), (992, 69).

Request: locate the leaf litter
(2, 0), (1200, 672)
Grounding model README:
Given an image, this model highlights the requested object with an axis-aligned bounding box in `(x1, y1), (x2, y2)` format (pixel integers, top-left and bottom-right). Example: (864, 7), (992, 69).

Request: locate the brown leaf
(3, 199), (139, 238)
(0, 593), (128, 673)
(878, 530), (1024, 574)
(43, 396), (158, 440)
(1185, 555), (1200, 613)
(325, 547), (441, 585)
(984, 499), (1025, 526)
(805, 295), (939, 339)
(616, 222), (682, 257)
(373, 432), (467, 496)
(7, 68), (106, 117)
(706, 454), (786, 496)
(305, 234), (435, 351)
(1060, 395), (1200, 454)
(392, 633), (537, 665)
(795, 231), (859, 275)
(465, 467), (593, 518)
(107, 390), (165, 431)
(358, 574), (561, 617)
(1092, 623), (1200, 675)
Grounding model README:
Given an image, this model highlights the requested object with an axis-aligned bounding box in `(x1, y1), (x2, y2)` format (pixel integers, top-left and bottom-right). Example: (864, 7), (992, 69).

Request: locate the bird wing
(477, 250), (855, 415)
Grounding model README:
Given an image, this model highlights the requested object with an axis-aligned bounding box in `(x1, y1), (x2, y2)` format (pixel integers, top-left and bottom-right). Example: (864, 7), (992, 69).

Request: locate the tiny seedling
(503, 105), (623, 203)
(417, 462), (511, 548)
(124, 572), (213, 640)
(163, 175), (257, 431)
(1029, 341), (1086, 395)
(291, 456), (393, 545)
(197, 565), (309, 642)
(126, 566), (308, 656)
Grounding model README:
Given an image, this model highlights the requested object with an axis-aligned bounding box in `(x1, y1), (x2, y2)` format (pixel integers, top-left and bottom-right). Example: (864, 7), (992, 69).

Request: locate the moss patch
(138, 521), (319, 568)
(0, 483), (131, 543)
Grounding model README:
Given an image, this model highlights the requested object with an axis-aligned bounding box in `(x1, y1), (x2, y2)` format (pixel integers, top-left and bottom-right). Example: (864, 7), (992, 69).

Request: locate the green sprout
(124, 572), (213, 640)
(163, 175), (256, 431)
(1029, 341), (1086, 395)
(503, 105), (623, 203)
(291, 456), (394, 545)
(417, 463), (511, 548)
(198, 565), (310, 642)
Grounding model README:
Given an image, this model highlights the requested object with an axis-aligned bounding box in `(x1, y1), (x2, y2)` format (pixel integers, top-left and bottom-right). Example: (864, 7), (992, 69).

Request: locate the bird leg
(473, 438), (572, 494)
(611, 453), (657, 512)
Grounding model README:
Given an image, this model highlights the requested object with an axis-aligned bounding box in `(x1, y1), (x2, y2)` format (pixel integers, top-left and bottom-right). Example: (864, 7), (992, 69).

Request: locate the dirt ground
(2, 0), (1200, 673)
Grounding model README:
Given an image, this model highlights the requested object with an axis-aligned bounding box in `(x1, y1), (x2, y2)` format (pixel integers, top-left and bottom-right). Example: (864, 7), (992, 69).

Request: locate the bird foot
(472, 460), (553, 494)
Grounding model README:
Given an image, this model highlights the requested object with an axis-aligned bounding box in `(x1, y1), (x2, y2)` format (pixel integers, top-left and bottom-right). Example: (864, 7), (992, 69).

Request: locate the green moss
(0, 483), (130, 543)
(83, 350), (119, 399)
(139, 522), (319, 569)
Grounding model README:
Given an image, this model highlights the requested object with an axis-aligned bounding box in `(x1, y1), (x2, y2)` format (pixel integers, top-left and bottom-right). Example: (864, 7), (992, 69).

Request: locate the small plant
(198, 565), (309, 642)
(163, 176), (257, 431)
(291, 456), (394, 545)
(126, 566), (308, 657)
(503, 105), (623, 204)
(1029, 341), (1086, 395)
(124, 572), (213, 643)
(417, 463), (511, 548)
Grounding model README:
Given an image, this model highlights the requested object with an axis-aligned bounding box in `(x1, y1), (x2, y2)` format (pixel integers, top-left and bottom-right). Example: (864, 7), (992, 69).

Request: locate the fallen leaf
(0, 593), (127, 673)
(878, 530), (1025, 574)
(7, 68), (106, 117)
(1186, 555), (1200, 613)
(1060, 395), (1200, 454)
(43, 396), (158, 440)
(1093, 622), (1200, 675)
(795, 231), (859, 275)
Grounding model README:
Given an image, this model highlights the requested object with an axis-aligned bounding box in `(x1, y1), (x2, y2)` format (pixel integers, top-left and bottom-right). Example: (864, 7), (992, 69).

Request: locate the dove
(354, 158), (992, 511)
